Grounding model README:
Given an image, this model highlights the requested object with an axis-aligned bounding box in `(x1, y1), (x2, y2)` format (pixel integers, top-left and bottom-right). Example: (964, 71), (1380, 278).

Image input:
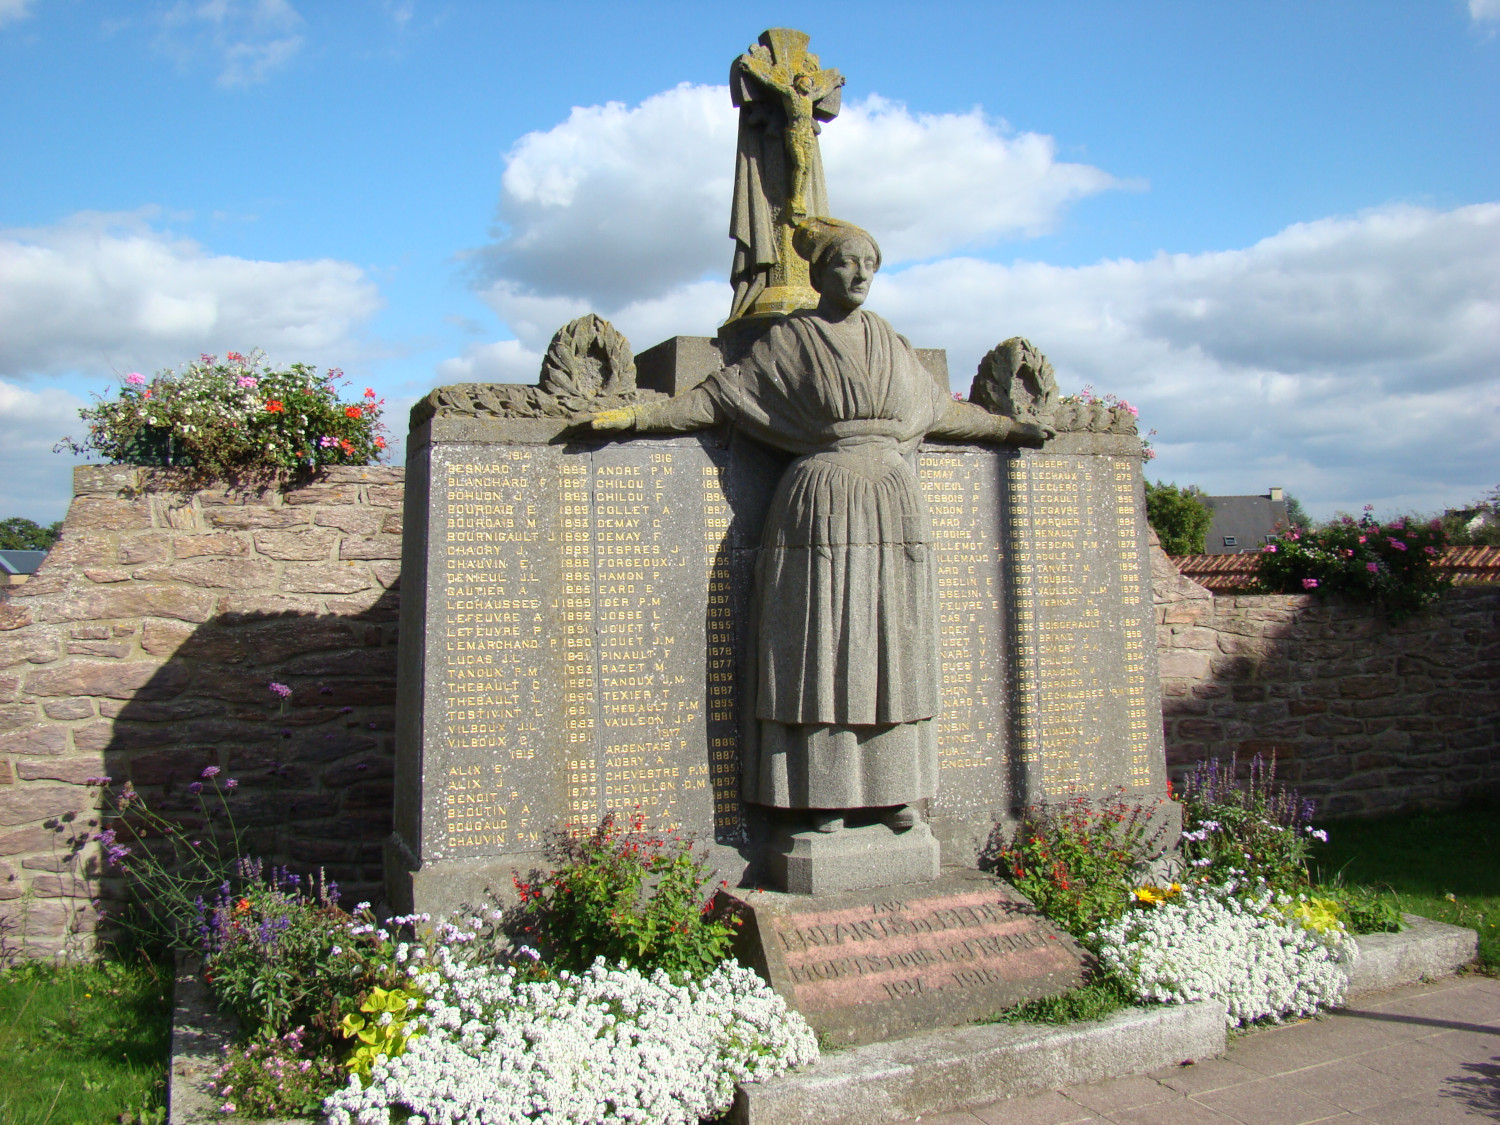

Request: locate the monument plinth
(390, 26), (1171, 1044)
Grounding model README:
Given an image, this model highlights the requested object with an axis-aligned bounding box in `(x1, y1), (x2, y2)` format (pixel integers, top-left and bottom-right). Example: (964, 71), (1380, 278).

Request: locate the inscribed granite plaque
(727, 869), (1087, 1046)
(1006, 444), (1167, 802)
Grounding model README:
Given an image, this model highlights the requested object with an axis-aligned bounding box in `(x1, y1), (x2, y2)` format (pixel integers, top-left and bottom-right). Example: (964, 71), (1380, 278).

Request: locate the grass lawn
(0, 956), (171, 1125)
(1311, 798), (1499, 974)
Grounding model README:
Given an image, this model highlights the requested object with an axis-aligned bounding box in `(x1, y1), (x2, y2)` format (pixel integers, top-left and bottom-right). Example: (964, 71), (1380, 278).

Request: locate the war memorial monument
(389, 29), (1169, 1044)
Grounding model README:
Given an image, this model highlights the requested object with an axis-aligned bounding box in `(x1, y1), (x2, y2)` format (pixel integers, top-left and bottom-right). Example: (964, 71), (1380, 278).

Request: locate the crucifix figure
(727, 29), (845, 324)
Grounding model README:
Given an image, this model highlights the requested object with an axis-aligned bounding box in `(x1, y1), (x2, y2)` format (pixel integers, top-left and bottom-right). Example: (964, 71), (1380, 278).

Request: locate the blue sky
(2, 1), (1497, 525)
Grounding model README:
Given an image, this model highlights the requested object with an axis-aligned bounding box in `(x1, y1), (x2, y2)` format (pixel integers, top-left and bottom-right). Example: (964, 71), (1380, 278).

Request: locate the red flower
(345, 406), (362, 419)
(374, 436), (386, 449)
(364, 388), (376, 398)
(266, 400), (285, 413)
(339, 439), (354, 454)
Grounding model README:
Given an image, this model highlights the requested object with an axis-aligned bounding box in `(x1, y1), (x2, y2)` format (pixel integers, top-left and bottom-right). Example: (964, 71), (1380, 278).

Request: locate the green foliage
(0, 517), (62, 551)
(1255, 509), (1451, 620)
(1311, 799), (1499, 973)
(1283, 492), (1311, 530)
(0, 957), (170, 1125)
(1144, 480), (1214, 555)
(210, 1025), (342, 1118)
(514, 811), (738, 977)
(1177, 755), (1318, 893)
(1314, 883), (1404, 935)
(57, 350), (387, 482)
(339, 986), (423, 1083)
(989, 973), (1134, 1025)
(991, 791), (1166, 944)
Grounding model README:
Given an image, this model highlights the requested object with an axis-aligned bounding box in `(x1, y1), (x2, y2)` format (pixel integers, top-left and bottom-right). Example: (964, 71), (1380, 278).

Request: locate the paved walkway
(898, 974), (1500, 1125)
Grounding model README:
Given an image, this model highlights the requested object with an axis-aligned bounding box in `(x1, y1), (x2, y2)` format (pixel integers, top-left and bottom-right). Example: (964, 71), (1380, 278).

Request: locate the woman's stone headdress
(792, 218), (882, 273)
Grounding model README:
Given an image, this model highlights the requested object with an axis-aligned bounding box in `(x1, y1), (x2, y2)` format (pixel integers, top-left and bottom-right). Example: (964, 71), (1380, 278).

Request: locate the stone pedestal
(726, 869), (1087, 1047)
(768, 822), (940, 895)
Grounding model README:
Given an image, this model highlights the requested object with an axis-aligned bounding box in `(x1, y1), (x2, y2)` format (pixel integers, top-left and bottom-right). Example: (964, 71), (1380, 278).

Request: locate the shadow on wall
(98, 594), (401, 902)
(1151, 538), (1500, 817)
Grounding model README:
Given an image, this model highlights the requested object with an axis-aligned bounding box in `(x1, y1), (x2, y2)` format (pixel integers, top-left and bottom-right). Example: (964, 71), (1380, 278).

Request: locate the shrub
(58, 350), (386, 481)
(1144, 480), (1214, 554)
(211, 1026), (341, 1119)
(1255, 507), (1450, 620)
(992, 791), (1166, 944)
(323, 956), (818, 1125)
(89, 769), (247, 955)
(198, 860), (375, 1044)
(1093, 883), (1351, 1028)
(513, 811), (737, 977)
(1176, 755), (1319, 893)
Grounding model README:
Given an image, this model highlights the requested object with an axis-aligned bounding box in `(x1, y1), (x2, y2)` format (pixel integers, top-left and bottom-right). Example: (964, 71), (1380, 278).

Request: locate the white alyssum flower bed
(1093, 883), (1353, 1028)
(323, 953), (818, 1125)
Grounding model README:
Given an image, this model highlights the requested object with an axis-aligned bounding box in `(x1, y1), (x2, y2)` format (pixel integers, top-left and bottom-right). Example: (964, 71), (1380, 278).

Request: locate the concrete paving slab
(969, 1089), (1103, 1125)
(1270, 1058), (1416, 1113)
(1192, 1076), (1347, 1125)
(1061, 1073), (1183, 1114)
(1104, 1099), (1239, 1124)
(1149, 1056), (1264, 1096)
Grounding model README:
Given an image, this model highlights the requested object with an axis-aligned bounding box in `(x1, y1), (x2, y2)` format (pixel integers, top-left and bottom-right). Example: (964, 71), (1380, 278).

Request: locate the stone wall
(0, 465), (403, 957)
(1152, 539), (1500, 816)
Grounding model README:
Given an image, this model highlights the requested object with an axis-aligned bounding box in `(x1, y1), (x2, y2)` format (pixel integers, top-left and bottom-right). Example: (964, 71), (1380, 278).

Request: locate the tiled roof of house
(1169, 546), (1500, 591)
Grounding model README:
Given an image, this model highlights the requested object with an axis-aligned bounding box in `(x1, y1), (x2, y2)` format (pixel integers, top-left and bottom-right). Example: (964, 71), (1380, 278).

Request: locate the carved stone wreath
(539, 314), (637, 398)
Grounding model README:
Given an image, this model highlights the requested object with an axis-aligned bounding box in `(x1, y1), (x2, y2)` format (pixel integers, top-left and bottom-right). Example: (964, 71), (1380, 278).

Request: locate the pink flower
(1366, 562), (1380, 573)
(268, 682), (292, 699)
(1302, 578), (1319, 589)
(1263, 544), (1278, 553)
(1358, 535), (1367, 544)
(1424, 546), (1437, 555)
(236, 375), (258, 389)
(1364, 503), (1374, 511)
(364, 387), (377, 398)
(1390, 540), (1407, 551)
(125, 372), (145, 385)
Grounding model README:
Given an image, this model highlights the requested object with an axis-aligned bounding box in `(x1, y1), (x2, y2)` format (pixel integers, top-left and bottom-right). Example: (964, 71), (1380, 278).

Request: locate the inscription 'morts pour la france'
(769, 887), (1078, 1011)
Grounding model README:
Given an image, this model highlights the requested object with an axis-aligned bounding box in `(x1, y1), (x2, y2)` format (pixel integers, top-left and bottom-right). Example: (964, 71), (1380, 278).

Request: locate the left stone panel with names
(392, 426), (755, 915)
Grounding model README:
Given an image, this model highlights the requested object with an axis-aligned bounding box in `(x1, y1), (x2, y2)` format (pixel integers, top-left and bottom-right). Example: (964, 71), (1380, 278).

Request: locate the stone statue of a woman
(590, 219), (1045, 839)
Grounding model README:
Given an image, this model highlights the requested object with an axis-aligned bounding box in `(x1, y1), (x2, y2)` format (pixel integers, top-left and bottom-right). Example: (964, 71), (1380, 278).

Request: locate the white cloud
(434, 339), (542, 385)
(472, 83), (1120, 311)
(874, 203), (1500, 518)
(0, 211), (383, 379)
(0, 0), (33, 29)
(822, 96), (1131, 263)
(156, 0), (304, 87)
(1471, 0), (1500, 23)
(0, 380), (88, 524)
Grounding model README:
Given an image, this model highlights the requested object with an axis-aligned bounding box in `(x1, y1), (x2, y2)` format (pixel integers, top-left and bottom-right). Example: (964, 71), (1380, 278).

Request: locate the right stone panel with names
(1006, 450), (1165, 802)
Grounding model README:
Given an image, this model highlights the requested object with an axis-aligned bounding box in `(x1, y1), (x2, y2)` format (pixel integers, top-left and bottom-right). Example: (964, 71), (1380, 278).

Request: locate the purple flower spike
(225, 778), (239, 790)
(268, 682), (292, 698)
(201, 765), (221, 779)
(188, 781), (203, 795)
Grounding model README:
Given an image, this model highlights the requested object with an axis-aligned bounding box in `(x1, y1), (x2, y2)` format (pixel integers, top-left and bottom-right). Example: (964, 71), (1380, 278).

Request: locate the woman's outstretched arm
(928, 399), (1048, 447)
(586, 385), (726, 433)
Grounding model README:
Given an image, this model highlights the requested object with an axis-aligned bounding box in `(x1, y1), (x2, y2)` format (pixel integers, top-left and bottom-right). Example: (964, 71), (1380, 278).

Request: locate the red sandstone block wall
(1151, 538), (1500, 817)
(0, 465), (403, 957)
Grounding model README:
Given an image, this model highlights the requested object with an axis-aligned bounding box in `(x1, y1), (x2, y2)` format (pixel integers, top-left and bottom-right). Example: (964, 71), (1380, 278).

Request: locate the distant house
(1200, 488), (1289, 555)
(0, 549), (48, 593)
